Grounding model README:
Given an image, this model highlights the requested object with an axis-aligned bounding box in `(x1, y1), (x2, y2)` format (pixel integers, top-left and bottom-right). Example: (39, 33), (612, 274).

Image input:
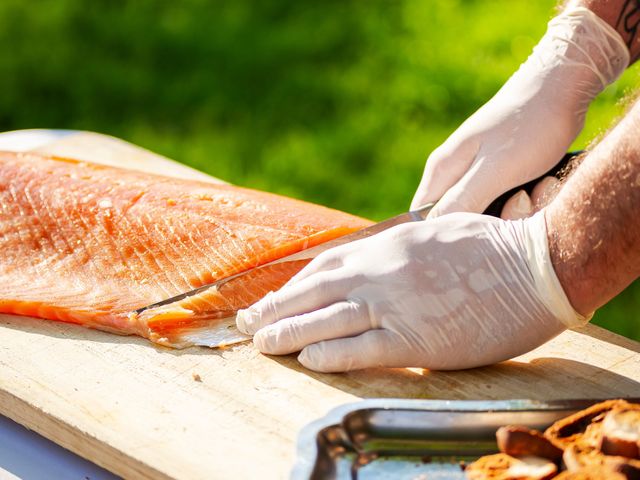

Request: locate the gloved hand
(411, 6), (628, 217)
(236, 211), (590, 372)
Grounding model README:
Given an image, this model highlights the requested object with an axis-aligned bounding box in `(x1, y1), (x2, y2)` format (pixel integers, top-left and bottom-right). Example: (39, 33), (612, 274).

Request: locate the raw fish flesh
(0, 152), (370, 347)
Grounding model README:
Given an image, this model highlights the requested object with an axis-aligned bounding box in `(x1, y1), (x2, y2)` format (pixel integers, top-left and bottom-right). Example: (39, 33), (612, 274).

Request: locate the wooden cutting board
(1, 131), (640, 480)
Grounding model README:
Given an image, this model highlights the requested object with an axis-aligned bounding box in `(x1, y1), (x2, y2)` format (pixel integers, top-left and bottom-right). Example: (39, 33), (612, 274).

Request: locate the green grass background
(2, 0), (639, 339)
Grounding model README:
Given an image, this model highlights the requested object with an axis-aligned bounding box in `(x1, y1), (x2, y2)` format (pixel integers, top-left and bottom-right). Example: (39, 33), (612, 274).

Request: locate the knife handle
(482, 151), (583, 218)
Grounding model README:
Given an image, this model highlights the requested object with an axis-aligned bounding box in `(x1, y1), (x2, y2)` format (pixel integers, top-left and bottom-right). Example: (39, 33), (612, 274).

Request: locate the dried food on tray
(467, 400), (640, 479)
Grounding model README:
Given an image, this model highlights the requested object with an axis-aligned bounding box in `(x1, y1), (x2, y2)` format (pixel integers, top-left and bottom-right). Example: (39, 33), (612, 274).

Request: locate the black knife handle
(482, 151), (582, 218)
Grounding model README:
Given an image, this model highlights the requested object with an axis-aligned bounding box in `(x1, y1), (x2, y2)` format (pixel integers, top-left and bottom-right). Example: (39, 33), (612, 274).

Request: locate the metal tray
(291, 398), (636, 480)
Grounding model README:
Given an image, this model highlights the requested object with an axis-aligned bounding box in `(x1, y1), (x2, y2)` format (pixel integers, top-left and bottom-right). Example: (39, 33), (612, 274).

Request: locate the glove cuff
(517, 6), (629, 99)
(524, 211), (592, 329)
(551, 6), (629, 88)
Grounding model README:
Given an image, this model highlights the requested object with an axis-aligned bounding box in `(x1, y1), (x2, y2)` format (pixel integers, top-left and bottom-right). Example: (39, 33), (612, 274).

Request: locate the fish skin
(0, 152), (371, 347)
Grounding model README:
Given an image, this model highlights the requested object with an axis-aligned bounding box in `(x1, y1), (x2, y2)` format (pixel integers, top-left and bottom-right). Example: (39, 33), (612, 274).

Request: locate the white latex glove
(411, 6), (628, 217)
(236, 212), (590, 372)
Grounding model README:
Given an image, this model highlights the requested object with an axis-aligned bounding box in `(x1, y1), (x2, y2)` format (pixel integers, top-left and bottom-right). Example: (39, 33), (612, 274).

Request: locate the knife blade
(134, 202), (435, 316)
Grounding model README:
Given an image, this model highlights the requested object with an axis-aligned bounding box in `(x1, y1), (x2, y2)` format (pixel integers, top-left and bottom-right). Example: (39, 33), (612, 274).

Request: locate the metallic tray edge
(291, 397), (640, 480)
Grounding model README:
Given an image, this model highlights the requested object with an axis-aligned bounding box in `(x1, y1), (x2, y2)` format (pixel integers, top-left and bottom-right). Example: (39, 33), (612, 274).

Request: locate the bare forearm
(574, 0), (640, 60)
(546, 98), (640, 315)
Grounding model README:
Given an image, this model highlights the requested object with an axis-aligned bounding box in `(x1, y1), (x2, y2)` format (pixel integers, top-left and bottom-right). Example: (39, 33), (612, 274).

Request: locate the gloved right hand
(236, 210), (590, 373)
(411, 6), (629, 218)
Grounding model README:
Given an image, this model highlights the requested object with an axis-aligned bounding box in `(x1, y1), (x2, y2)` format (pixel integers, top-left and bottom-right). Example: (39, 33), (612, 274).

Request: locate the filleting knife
(134, 202), (435, 316)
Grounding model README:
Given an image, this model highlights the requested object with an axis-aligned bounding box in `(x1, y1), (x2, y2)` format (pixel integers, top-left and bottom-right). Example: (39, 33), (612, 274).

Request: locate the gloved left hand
(236, 211), (589, 372)
(410, 6), (628, 218)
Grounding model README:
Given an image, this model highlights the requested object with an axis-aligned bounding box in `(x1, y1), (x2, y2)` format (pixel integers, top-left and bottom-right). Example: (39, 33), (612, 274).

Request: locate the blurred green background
(2, 0), (639, 340)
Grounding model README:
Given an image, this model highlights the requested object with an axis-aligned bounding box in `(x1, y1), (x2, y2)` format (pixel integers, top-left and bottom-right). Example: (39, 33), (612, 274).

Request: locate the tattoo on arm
(616, 0), (640, 55)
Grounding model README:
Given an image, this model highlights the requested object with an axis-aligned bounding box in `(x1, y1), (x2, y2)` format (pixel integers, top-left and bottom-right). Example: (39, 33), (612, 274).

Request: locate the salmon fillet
(0, 152), (371, 347)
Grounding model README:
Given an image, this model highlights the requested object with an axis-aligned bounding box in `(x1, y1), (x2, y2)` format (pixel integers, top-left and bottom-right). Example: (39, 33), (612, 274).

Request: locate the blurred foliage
(1, 0), (639, 340)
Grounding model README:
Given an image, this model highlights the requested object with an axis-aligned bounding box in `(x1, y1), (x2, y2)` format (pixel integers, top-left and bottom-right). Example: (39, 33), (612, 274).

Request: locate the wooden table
(1, 131), (640, 480)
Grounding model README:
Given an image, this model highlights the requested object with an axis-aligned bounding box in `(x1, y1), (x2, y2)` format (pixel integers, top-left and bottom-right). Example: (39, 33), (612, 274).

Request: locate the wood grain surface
(1, 131), (639, 479)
